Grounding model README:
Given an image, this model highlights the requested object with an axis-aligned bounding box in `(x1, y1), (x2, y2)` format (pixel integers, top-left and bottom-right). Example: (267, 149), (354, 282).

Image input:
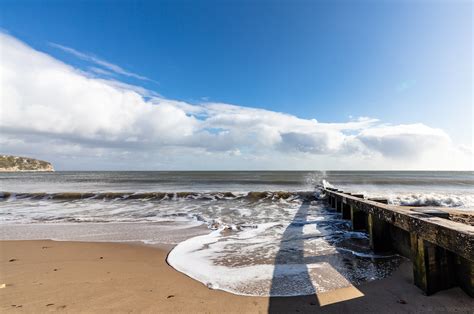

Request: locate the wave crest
(0, 191), (318, 202)
(392, 194), (468, 207)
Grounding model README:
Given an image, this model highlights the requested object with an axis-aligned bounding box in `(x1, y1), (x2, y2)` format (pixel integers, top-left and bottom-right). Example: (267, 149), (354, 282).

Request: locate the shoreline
(1, 240), (472, 313)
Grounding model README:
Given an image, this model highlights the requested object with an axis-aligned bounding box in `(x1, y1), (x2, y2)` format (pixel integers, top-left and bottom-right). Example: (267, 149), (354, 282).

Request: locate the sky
(0, 0), (472, 170)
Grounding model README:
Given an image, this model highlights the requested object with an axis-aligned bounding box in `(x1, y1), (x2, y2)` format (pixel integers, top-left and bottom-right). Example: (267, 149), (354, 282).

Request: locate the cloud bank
(0, 33), (471, 170)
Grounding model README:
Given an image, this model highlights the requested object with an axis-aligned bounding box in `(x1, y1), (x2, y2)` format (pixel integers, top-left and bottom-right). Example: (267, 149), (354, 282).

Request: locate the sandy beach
(1, 240), (472, 313)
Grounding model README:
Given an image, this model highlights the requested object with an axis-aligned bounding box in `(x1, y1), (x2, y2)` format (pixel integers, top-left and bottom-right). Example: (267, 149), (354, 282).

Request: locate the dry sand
(0, 240), (472, 313)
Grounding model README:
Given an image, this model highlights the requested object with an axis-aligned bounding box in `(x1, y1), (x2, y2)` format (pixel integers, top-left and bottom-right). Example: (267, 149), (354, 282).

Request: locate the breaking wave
(319, 180), (474, 209)
(0, 190), (317, 202)
(0, 190), (319, 225)
(390, 194), (472, 208)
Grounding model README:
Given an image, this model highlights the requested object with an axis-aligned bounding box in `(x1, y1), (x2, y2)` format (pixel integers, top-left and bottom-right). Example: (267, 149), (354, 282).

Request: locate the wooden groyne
(324, 188), (474, 297)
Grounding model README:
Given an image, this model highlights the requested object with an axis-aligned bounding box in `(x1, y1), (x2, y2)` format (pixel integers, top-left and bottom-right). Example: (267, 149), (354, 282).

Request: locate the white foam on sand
(167, 207), (402, 297)
(167, 225), (319, 297)
(167, 226), (378, 296)
(168, 228), (268, 294)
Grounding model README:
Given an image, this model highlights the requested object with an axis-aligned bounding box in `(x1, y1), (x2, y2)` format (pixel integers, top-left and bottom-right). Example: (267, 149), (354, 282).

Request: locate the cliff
(0, 155), (54, 172)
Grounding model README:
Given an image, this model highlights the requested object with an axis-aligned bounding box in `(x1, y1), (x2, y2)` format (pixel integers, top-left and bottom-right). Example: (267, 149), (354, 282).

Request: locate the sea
(1, 171), (472, 296)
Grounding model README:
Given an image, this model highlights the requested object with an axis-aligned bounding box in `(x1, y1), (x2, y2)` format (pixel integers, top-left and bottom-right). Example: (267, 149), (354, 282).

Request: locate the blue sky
(0, 1), (472, 170)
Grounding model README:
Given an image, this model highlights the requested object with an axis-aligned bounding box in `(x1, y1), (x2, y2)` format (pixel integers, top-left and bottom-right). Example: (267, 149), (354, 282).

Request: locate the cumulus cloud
(356, 124), (451, 158)
(0, 32), (471, 170)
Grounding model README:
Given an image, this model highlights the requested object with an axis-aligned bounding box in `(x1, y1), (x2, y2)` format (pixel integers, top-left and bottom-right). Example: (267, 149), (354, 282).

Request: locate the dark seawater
(0, 170), (472, 190)
(1, 171), (321, 192)
(1, 171), (472, 207)
(0, 171), (472, 296)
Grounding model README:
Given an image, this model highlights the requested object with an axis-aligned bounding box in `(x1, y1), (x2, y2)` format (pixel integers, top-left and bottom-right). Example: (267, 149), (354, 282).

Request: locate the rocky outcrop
(0, 155), (54, 172)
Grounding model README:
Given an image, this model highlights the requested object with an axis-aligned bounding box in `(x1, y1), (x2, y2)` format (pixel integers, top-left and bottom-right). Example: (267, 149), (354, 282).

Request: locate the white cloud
(355, 124), (450, 159)
(49, 42), (154, 82)
(0, 33), (471, 170)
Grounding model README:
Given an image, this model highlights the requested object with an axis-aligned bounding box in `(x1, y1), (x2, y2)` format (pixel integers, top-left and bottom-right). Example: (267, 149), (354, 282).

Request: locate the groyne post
(330, 195), (335, 208)
(410, 234), (455, 295)
(342, 203), (351, 220)
(340, 193), (352, 220)
(335, 193), (344, 213)
(367, 198), (392, 252)
(368, 213), (392, 253)
(349, 194), (367, 231)
(456, 256), (474, 297)
(350, 206), (368, 230)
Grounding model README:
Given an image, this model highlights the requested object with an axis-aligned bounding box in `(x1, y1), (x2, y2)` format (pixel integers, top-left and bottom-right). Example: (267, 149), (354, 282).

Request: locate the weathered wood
(368, 213), (392, 253)
(368, 197), (388, 204)
(351, 205), (368, 230)
(389, 225), (411, 258)
(455, 255), (474, 297)
(410, 234), (455, 295)
(336, 197), (343, 212)
(411, 208), (450, 219)
(342, 203), (351, 220)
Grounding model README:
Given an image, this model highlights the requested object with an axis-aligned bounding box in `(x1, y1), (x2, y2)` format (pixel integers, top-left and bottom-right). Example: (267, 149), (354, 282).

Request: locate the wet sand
(0, 240), (472, 313)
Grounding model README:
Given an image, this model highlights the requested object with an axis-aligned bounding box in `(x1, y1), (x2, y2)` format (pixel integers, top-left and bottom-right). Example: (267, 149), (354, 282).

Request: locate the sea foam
(167, 200), (403, 296)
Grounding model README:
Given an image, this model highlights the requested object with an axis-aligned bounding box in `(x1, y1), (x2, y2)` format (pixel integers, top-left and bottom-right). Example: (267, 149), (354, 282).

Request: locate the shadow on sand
(266, 199), (474, 313)
(267, 200), (362, 313)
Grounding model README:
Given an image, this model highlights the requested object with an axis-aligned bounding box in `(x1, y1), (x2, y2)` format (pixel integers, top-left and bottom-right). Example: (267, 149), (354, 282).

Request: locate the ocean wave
(0, 190), (320, 226)
(390, 194), (471, 207)
(320, 180), (474, 208)
(0, 190), (318, 202)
